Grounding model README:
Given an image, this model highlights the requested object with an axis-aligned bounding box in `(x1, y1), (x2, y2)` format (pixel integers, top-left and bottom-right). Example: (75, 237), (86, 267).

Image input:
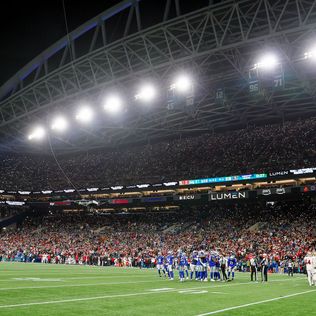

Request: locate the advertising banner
(208, 191), (248, 201)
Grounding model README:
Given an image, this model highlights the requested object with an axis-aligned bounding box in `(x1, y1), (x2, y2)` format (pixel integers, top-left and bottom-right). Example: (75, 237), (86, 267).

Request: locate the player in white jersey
(304, 251), (314, 286)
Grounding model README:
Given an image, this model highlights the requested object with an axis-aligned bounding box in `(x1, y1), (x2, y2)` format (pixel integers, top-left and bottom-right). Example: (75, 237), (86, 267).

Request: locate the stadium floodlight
(135, 84), (156, 102)
(103, 95), (122, 114)
(75, 106), (93, 123)
(304, 47), (316, 60)
(170, 75), (192, 93)
(51, 116), (68, 132)
(28, 126), (46, 141)
(254, 53), (279, 70)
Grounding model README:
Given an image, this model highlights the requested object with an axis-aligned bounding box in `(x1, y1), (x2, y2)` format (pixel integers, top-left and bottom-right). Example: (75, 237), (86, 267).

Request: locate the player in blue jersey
(190, 250), (198, 280)
(156, 252), (166, 277)
(227, 254), (237, 280)
(178, 252), (188, 282)
(163, 257), (169, 279)
(208, 251), (217, 282)
(166, 251), (174, 280)
(198, 250), (208, 282)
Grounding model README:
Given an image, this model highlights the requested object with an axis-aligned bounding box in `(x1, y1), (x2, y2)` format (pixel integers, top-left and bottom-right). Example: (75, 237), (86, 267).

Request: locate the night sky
(0, 0), (121, 86)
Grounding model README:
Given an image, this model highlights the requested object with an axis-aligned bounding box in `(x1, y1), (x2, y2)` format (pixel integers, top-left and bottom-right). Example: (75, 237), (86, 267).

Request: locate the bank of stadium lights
(103, 95), (122, 114)
(254, 53), (279, 70)
(170, 75), (192, 93)
(135, 84), (156, 102)
(28, 126), (46, 141)
(304, 47), (316, 60)
(51, 116), (68, 132)
(75, 106), (94, 123)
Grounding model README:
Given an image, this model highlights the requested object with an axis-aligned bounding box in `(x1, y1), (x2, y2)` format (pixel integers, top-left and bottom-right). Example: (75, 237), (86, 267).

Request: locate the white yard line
(195, 289), (316, 316)
(0, 276), (302, 291)
(0, 280), (159, 291)
(0, 278), (304, 308)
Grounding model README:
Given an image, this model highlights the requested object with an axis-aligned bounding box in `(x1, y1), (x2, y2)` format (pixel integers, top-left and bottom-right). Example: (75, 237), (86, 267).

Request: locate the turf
(0, 263), (314, 315)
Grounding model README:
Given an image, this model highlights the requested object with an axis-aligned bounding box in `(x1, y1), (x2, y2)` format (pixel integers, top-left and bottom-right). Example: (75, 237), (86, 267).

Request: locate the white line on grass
(0, 276), (301, 291)
(0, 280), (158, 291)
(195, 289), (316, 316)
(0, 278), (304, 308)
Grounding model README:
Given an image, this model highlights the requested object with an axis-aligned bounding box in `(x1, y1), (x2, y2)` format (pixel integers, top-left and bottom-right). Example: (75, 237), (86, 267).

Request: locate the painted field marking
(0, 279), (306, 308)
(149, 288), (175, 292)
(0, 277), (301, 292)
(195, 289), (316, 316)
(178, 290), (208, 294)
(13, 278), (62, 282)
(0, 280), (158, 291)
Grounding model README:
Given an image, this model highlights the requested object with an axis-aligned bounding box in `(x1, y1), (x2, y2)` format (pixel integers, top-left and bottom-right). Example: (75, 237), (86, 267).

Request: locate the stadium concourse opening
(0, 0), (316, 315)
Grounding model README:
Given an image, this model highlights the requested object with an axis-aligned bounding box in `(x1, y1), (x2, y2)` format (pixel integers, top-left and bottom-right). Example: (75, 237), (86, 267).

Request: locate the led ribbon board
(179, 173), (267, 185)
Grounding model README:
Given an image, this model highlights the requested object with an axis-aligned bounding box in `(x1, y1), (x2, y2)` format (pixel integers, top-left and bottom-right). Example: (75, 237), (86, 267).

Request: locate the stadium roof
(1, 0), (316, 154)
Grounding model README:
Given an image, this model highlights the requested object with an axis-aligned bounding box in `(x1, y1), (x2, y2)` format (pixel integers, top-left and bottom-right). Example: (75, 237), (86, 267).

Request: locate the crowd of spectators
(0, 118), (315, 191)
(0, 201), (315, 271)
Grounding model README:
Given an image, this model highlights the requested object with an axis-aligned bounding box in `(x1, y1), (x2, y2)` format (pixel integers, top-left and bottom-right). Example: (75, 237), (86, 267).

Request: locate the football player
(190, 250), (198, 280)
(166, 251), (174, 280)
(227, 254), (237, 280)
(156, 252), (166, 277)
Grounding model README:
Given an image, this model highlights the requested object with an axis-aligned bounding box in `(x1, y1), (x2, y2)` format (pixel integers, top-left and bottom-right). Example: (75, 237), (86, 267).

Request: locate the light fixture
(135, 84), (156, 102)
(254, 53), (279, 70)
(51, 116), (68, 132)
(304, 47), (316, 60)
(28, 126), (46, 141)
(75, 106), (93, 123)
(103, 96), (122, 114)
(171, 75), (192, 93)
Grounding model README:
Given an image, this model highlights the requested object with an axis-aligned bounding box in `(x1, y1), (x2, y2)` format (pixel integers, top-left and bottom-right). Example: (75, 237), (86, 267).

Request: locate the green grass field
(0, 263), (315, 315)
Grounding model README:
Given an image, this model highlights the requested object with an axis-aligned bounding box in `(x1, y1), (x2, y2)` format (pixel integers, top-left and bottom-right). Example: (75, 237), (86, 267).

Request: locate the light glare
(135, 85), (156, 102)
(75, 106), (93, 123)
(254, 53), (278, 70)
(304, 47), (316, 60)
(104, 96), (122, 113)
(51, 116), (68, 132)
(171, 75), (192, 93)
(28, 126), (46, 141)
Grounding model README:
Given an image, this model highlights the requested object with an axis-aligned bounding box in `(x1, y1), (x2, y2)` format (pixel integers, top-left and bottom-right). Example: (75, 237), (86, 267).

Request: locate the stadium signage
(136, 184), (150, 188)
(290, 167), (316, 175)
(257, 187), (291, 195)
(18, 191), (31, 195)
(141, 197), (167, 202)
(180, 173), (267, 186)
(64, 189), (75, 193)
(6, 201), (25, 206)
(209, 191), (248, 201)
(41, 190), (52, 194)
(111, 186), (124, 190)
(268, 171), (289, 177)
(301, 185), (316, 192)
(86, 188), (99, 192)
(269, 167), (316, 177)
(163, 182), (178, 186)
(50, 201), (72, 206)
(175, 194), (201, 200)
(76, 200), (99, 206)
(109, 199), (130, 204)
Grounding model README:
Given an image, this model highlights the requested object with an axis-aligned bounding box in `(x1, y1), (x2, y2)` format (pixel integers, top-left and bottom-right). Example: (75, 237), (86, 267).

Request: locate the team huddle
(156, 250), (236, 282)
(155, 250), (316, 286)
